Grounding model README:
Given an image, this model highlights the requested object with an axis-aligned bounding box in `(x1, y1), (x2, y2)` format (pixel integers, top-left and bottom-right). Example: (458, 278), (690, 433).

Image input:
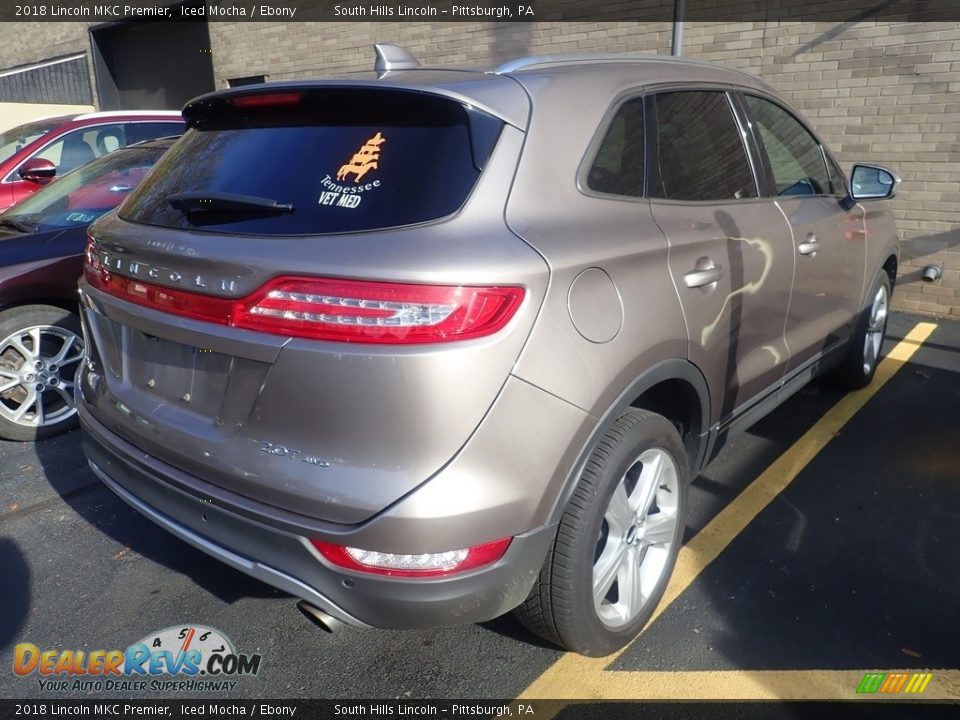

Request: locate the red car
(0, 110), (184, 211)
(0, 136), (177, 441)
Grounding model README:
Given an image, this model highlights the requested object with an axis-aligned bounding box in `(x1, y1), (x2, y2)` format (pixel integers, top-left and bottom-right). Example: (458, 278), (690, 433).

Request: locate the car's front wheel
(0, 305), (85, 442)
(828, 271), (892, 390)
(516, 409), (687, 656)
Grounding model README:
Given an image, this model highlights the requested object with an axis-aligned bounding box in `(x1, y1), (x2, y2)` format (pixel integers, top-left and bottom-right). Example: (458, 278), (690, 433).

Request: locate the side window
(34, 124), (127, 175)
(128, 121), (185, 144)
(586, 97), (644, 198)
(742, 95), (831, 197)
(651, 91), (756, 202)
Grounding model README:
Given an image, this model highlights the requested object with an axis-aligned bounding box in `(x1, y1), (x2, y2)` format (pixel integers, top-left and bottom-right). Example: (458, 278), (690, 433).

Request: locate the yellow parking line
(529, 669), (960, 701)
(520, 322), (938, 700)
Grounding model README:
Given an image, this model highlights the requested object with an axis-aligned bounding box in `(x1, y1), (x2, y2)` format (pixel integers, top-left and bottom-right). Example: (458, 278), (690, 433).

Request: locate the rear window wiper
(168, 191), (295, 216)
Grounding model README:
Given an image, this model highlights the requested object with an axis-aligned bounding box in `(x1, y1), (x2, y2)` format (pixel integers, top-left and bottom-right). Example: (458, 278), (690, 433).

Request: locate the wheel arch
(0, 296), (78, 316)
(547, 358), (710, 526)
(881, 253), (898, 293)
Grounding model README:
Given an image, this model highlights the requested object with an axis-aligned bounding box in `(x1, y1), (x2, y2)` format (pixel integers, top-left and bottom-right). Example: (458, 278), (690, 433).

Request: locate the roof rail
(374, 44), (420, 73)
(493, 53), (759, 81)
(73, 110), (183, 120)
(494, 53), (663, 74)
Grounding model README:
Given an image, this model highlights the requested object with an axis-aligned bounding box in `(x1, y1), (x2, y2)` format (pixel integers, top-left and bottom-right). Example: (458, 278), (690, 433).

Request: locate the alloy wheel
(863, 284), (889, 375)
(592, 448), (680, 628)
(0, 325), (85, 428)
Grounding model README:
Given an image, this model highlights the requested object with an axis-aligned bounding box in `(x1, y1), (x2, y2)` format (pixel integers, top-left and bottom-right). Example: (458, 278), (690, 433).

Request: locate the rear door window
(128, 121), (186, 144)
(651, 91), (757, 202)
(35, 124), (127, 175)
(120, 89), (503, 235)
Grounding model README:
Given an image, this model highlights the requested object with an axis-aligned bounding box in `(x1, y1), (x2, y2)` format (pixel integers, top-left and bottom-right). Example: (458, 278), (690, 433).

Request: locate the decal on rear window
(337, 131), (385, 183)
(319, 132), (387, 210)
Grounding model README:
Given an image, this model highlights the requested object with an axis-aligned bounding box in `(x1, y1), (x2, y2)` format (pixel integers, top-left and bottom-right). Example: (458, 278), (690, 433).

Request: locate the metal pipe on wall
(672, 0), (686, 56)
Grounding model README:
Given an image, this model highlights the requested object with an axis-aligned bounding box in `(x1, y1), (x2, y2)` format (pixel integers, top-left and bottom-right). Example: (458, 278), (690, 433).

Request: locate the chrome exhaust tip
(297, 600), (344, 633)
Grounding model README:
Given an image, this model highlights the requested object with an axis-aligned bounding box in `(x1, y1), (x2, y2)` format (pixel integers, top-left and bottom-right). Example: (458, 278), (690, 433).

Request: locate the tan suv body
(77, 50), (899, 655)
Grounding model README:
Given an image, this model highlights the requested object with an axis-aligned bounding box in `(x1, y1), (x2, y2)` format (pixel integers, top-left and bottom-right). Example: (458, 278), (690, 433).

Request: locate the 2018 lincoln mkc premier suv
(76, 46), (900, 656)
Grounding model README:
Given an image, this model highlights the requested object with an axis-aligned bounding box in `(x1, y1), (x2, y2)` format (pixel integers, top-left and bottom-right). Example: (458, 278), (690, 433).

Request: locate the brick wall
(207, 21), (672, 81)
(0, 18), (956, 317)
(683, 21), (960, 318)
(0, 23), (96, 105)
(208, 20), (960, 318)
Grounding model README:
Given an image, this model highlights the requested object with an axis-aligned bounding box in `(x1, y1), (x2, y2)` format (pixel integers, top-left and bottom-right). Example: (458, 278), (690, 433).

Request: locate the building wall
(0, 23), (88, 69)
(208, 20), (960, 318)
(0, 102), (95, 133)
(684, 21), (960, 317)
(0, 19), (956, 317)
(206, 21), (673, 81)
(0, 23), (96, 107)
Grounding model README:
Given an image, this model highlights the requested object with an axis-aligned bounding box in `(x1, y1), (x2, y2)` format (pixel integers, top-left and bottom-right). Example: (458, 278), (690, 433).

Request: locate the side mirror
(18, 158), (57, 185)
(850, 164), (899, 201)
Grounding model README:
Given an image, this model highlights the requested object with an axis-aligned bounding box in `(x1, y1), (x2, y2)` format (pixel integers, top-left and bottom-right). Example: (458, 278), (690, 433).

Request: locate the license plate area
(126, 331), (232, 415)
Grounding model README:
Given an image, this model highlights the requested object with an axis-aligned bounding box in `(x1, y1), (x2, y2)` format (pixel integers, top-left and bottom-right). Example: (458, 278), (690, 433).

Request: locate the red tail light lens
(235, 277), (523, 343)
(309, 537), (512, 578)
(84, 239), (524, 344)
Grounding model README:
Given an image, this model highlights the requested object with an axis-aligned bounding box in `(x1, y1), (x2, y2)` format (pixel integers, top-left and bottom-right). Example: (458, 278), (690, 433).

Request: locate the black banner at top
(1, 0), (959, 23)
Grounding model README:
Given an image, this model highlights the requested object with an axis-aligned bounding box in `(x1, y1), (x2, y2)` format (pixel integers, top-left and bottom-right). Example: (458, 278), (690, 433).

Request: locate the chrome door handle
(684, 264), (724, 288)
(798, 238), (821, 256)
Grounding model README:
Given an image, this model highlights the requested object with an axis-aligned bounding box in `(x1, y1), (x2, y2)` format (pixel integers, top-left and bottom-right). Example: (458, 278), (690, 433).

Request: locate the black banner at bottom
(1, 700), (959, 720)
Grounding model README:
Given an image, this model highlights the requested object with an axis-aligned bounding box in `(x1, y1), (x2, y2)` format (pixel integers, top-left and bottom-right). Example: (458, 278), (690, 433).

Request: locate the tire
(515, 409), (688, 656)
(827, 271), (892, 391)
(0, 305), (84, 442)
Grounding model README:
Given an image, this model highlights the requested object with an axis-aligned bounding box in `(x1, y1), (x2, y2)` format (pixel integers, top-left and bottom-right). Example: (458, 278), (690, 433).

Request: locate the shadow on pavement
(0, 537), (29, 648)
(30, 428), (282, 605)
(613, 315), (960, 703)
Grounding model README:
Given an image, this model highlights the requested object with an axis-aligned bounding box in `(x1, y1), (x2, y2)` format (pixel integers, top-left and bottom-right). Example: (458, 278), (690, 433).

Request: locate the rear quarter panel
(505, 70), (689, 417)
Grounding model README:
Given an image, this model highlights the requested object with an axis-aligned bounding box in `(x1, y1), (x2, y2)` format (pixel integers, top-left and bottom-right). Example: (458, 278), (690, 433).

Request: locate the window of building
(228, 75), (266, 88)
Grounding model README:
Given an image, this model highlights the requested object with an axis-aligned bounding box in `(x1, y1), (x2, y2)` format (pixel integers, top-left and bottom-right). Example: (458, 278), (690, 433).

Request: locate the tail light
(309, 537), (512, 578)
(83, 238), (524, 344)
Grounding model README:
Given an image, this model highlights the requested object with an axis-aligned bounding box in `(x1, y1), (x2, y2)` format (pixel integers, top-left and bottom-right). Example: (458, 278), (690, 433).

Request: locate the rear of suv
(77, 48), (900, 656)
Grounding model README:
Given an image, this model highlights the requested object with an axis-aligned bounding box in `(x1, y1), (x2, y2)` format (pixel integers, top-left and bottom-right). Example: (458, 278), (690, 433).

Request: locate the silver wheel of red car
(0, 307), (84, 441)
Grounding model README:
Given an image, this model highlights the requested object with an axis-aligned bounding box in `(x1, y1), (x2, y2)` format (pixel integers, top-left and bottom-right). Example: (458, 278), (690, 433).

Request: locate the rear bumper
(79, 402), (556, 629)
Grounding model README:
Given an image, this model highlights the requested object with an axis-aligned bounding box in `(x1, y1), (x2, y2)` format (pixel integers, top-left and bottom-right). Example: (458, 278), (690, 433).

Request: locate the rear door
(649, 89), (795, 424)
(738, 93), (865, 376)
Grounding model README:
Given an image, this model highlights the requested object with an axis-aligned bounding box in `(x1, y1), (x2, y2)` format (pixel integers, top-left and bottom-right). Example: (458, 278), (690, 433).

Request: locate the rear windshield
(119, 89), (503, 235)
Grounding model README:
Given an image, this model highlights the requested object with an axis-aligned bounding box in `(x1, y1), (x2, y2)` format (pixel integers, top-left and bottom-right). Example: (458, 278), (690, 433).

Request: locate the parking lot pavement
(1, 311), (957, 702)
